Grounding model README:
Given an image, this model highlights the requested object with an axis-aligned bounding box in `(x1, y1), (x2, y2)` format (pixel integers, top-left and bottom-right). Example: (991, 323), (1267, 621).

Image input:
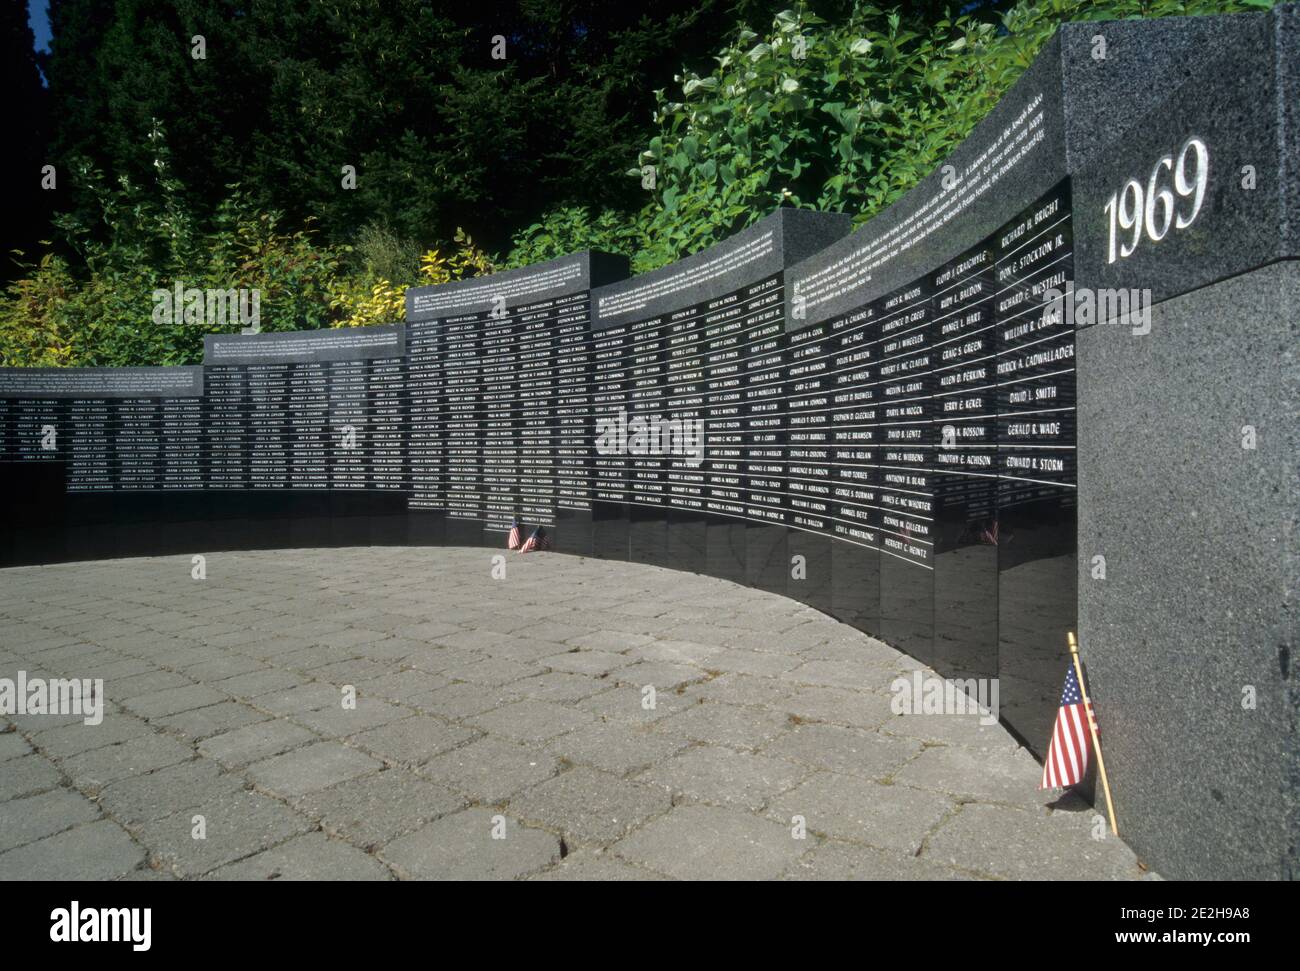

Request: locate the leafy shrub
(330, 227), (497, 328)
(507, 0), (1271, 271)
(0, 253), (77, 367)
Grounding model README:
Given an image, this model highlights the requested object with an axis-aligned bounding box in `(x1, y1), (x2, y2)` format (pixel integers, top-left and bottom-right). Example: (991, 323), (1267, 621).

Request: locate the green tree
(507, 0), (1272, 271)
(40, 0), (806, 255)
(3, 0), (51, 282)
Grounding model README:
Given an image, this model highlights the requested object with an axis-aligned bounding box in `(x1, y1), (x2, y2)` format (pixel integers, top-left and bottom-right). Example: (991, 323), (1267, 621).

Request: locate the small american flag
(506, 519), (522, 550)
(519, 526), (551, 553)
(1039, 665), (1094, 789)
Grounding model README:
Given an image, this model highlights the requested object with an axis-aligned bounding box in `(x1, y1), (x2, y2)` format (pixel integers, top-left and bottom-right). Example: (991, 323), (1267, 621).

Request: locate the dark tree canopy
(37, 0), (852, 254)
(5, 0), (50, 266)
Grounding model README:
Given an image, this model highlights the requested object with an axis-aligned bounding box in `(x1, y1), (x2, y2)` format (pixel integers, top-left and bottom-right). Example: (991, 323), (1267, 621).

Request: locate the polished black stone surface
(787, 529), (833, 615)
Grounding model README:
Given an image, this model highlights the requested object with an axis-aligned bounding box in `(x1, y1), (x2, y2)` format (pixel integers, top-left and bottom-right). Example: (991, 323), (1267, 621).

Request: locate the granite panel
(1077, 260), (1298, 879)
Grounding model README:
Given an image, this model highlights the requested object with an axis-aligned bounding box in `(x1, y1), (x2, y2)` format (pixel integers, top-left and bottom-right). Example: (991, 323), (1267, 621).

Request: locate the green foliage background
(1, 0), (1273, 366)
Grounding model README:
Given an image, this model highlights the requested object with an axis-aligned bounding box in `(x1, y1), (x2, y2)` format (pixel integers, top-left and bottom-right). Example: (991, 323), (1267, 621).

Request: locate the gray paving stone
(0, 733), (31, 762)
(390, 620), (464, 642)
(780, 840), (979, 881)
(799, 633), (900, 666)
(182, 655), (266, 682)
(246, 741), (381, 797)
(612, 804), (805, 881)
(96, 759), (243, 826)
(564, 631), (653, 653)
(626, 639), (723, 666)
(738, 623), (845, 654)
(435, 629), (527, 653)
(200, 629), (274, 651)
(416, 681), (522, 719)
(354, 670), (450, 704)
(574, 684), (693, 724)
(78, 657), (156, 681)
(295, 769), (466, 848)
(238, 635), (320, 660)
(131, 645), (210, 670)
(134, 788), (313, 877)
(705, 649), (802, 677)
(541, 649), (634, 676)
(119, 683), (230, 719)
(761, 722), (921, 780)
(60, 735), (194, 791)
(768, 772), (956, 855)
(275, 645), (363, 672)
(251, 681), (342, 715)
(26, 641), (108, 665)
(511, 767), (671, 844)
(417, 737), (559, 804)
(348, 715), (478, 767)
(315, 627), (388, 650)
(658, 701), (792, 750)
(211, 668), (302, 699)
(354, 636), (436, 662)
(153, 701), (269, 740)
(0, 787), (101, 851)
(527, 849), (671, 881)
(274, 620), (352, 643)
(399, 643), (479, 675)
(637, 745), (810, 811)
(710, 609), (815, 634)
(879, 710), (1019, 750)
(613, 661), (708, 691)
(1, 702), (119, 737)
(205, 832), (392, 880)
(508, 672), (607, 704)
(892, 744), (1053, 810)
(468, 699), (594, 744)
(105, 669), (193, 697)
(683, 672), (794, 708)
(291, 697), (411, 738)
(776, 684), (896, 730)
(441, 656), (543, 686)
(781, 657), (896, 690)
(925, 803), (1144, 880)
(378, 808), (560, 880)
(544, 720), (688, 776)
(478, 635), (573, 663)
(0, 819), (144, 880)
(32, 714), (152, 758)
(311, 658), (393, 685)
(198, 719), (318, 768)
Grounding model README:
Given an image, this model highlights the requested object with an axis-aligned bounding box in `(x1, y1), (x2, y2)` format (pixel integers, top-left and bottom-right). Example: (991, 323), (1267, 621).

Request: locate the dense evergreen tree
(38, 0), (814, 253)
(4, 0), (51, 280)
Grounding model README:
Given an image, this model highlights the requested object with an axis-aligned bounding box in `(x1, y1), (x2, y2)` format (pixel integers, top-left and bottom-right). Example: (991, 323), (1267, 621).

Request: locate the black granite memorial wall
(1, 6), (1294, 880)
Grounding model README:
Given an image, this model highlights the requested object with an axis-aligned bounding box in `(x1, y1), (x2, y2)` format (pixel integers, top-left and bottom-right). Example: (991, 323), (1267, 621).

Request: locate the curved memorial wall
(1, 7), (1295, 879)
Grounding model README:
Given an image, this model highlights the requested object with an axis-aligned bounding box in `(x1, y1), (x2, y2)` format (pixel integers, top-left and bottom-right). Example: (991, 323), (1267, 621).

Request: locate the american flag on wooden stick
(506, 519), (523, 550)
(1038, 665), (1096, 789)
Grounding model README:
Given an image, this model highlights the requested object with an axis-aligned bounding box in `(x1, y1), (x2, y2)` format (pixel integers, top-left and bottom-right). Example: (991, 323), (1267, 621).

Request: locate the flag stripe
(1038, 660), (1095, 790)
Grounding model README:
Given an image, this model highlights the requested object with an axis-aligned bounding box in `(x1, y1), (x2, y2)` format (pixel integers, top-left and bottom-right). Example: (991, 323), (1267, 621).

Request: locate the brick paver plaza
(0, 548), (1154, 880)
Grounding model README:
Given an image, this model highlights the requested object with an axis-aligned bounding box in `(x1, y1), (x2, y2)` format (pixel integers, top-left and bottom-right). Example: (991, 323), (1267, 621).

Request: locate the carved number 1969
(1103, 136), (1208, 264)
